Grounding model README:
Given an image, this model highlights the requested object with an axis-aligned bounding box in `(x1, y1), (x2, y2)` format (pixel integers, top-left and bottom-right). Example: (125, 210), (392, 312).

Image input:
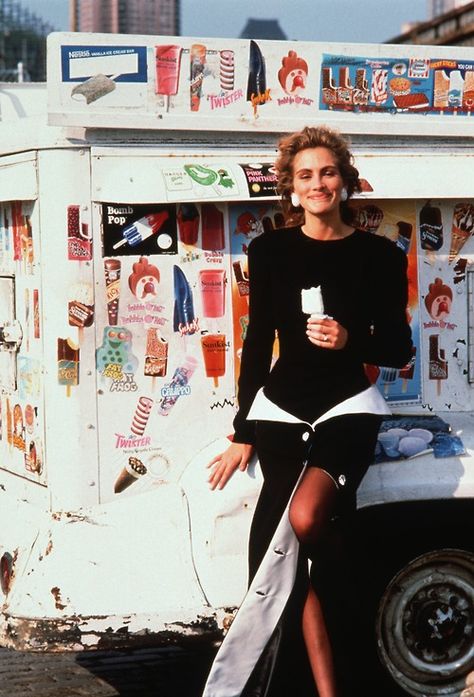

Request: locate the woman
(203, 126), (413, 697)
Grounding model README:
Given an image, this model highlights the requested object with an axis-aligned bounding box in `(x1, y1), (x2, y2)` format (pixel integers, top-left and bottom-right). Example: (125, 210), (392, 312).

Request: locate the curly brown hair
(275, 126), (361, 226)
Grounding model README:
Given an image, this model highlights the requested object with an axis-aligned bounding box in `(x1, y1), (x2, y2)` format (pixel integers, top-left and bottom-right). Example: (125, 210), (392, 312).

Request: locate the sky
(22, 0), (428, 43)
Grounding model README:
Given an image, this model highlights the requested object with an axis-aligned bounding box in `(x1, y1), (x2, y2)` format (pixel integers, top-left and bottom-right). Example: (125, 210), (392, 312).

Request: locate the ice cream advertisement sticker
(162, 165), (239, 202)
(240, 164), (278, 198)
(102, 204), (177, 257)
(320, 53), (474, 116)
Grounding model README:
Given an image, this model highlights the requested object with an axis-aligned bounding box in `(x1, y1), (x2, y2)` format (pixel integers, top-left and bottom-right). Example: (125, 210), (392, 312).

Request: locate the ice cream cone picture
(58, 337), (80, 397)
(104, 258), (121, 325)
(449, 203), (474, 264)
(114, 456), (147, 494)
(429, 334), (448, 396)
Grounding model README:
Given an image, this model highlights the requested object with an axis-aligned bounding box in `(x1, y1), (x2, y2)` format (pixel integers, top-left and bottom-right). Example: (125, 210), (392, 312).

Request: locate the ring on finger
(322, 334), (328, 342)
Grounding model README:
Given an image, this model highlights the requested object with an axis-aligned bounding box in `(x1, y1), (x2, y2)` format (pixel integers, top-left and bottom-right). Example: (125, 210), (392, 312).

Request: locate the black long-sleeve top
(233, 227), (413, 444)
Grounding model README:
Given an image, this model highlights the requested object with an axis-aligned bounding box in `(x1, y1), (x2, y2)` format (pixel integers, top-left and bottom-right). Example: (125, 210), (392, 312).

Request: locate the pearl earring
(290, 192), (301, 207)
(340, 188), (348, 202)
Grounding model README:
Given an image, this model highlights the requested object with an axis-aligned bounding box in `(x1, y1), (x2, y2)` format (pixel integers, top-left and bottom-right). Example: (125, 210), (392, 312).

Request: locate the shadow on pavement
(75, 645), (217, 697)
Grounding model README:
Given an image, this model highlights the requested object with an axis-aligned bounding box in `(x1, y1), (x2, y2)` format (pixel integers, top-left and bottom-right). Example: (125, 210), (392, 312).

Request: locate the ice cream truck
(0, 31), (473, 696)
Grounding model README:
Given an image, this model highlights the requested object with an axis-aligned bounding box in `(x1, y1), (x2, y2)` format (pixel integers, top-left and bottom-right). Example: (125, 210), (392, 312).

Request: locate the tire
(354, 501), (474, 697)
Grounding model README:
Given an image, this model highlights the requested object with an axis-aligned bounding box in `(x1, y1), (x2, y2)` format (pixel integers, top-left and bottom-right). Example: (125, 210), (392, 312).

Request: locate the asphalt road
(0, 644), (217, 697)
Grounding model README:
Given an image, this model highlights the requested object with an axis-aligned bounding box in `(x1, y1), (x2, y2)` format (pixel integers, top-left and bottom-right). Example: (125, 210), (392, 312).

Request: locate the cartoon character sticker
(128, 257), (160, 300)
(96, 327), (138, 379)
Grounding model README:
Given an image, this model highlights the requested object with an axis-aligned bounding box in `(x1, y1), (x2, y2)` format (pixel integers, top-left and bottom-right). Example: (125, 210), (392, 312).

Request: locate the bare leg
(289, 468), (339, 697)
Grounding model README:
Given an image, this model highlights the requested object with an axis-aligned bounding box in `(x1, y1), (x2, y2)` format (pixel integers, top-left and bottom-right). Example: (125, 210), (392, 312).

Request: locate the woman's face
(292, 147), (345, 217)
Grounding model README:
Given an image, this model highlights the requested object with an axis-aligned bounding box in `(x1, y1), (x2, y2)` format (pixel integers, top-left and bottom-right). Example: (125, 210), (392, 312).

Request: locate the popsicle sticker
(158, 356), (198, 415)
(128, 257), (160, 301)
(232, 260), (249, 301)
(113, 211), (170, 250)
(199, 268), (226, 318)
(173, 265), (199, 335)
(68, 204), (92, 260)
(399, 347), (416, 393)
(177, 204), (200, 246)
(380, 367), (398, 395)
(201, 333), (226, 387)
(144, 328), (168, 379)
(130, 396), (154, 436)
(278, 50), (308, 96)
(449, 202), (474, 264)
(96, 327), (138, 378)
(155, 45), (182, 111)
(429, 334), (448, 396)
(190, 44), (206, 112)
(58, 337), (80, 397)
(420, 201), (443, 261)
(201, 203), (225, 251)
(424, 278), (452, 321)
(104, 259), (121, 326)
(247, 40), (270, 115)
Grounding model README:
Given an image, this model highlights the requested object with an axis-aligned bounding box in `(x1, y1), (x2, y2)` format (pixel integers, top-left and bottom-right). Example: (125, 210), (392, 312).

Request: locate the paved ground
(0, 644), (217, 697)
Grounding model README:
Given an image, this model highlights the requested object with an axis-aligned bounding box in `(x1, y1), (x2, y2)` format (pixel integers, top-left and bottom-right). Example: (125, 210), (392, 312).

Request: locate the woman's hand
(306, 315), (348, 350)
(207, 442), (254, 490)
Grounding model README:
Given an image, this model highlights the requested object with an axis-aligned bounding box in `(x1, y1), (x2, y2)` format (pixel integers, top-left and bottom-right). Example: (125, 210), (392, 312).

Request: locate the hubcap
(376, 549), (474, 696)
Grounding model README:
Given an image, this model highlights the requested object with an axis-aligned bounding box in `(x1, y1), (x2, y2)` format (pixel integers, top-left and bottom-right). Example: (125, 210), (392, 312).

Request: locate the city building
(0, 0), (54, 81)
(429, 0), (472, 19)
(239, 18), (287, 40)
(70, 0), (180, 36)
(389, 0), (474, 45)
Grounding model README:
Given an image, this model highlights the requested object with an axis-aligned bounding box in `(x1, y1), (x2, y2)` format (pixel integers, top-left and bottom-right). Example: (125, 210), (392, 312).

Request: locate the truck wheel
(375, 548), (474, 697)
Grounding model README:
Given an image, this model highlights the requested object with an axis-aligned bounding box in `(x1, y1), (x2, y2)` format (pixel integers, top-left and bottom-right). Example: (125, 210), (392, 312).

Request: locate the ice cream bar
(355, 205), (384, 234)
(429, 334), (448, 396)
(201, 204), (225, 251)
(155, 45), (182, 111)
(68, 282), (94, 328)
(232, 260), (249, 298)
(395, 221), (413, 254)
(190, 44), (206, 112)
(67, 204), (92, 261)
(144, 328), (168, 377)
(158, 356), (198, 415)
(131, 396), (154, 436)
(173, 265), (198, 335)
(71, 74), (116, 104)
(114, 456), (148, 494)
(301, 286), (325, 316)
(113, 211), (169, 250)
(420, 201), (443, 252)
(58, 337), (80, 397)
(177, 204), (200, 246)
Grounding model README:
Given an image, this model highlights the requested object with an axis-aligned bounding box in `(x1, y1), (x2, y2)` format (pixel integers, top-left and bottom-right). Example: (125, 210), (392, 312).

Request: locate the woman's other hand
(207, 442), (254, 490)
(306, 315), (348, 350)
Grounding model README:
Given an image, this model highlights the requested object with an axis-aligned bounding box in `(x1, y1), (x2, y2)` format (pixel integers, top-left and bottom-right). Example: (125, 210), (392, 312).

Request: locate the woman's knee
(289, 504), (325, 545)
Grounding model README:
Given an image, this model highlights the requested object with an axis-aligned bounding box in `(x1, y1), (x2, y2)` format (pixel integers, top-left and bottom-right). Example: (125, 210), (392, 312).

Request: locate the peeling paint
(50, 587), (67, 611)
(0, 611), (226, 652)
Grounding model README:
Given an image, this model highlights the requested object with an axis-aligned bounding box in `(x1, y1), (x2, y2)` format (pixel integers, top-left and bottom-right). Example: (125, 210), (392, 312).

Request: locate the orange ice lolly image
(201, 333), (226, 387)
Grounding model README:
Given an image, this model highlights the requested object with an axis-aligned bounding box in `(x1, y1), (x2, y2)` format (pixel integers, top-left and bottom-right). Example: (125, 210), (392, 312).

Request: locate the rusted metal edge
(0, 610), (230, 652)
